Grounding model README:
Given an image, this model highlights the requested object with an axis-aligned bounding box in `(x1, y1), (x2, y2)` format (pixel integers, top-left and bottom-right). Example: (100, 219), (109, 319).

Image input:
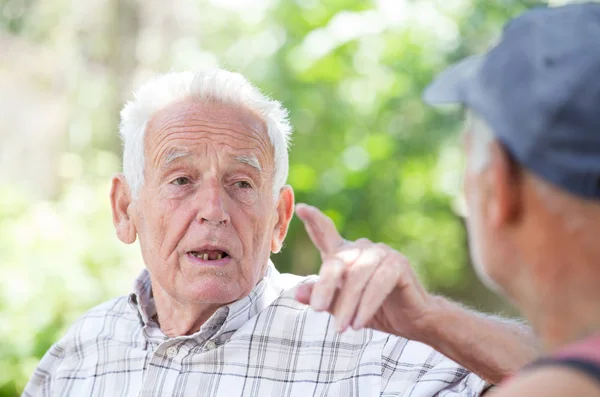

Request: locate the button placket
(166, 345), (178, 358)
(204, 340), (217, 351)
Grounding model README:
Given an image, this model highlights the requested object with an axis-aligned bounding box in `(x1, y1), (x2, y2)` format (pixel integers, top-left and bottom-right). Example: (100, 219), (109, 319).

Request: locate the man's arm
(416, 297), (539, 384)
(294, 203), (538, 385)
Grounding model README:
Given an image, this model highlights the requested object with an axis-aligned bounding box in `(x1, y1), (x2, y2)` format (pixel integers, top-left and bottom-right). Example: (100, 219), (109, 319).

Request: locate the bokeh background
(0, 0), (583, 394)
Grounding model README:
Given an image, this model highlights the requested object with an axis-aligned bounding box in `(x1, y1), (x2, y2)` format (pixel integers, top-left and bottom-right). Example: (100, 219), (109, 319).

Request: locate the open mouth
(188, 250), (229, 261)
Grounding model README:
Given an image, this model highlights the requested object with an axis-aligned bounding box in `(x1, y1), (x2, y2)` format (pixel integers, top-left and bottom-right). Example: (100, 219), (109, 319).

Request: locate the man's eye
(171, 177), (191, 186)
(235, 181), (252, 189)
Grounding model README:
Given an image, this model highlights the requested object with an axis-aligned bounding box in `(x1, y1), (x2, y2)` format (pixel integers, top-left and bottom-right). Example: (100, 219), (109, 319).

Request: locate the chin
(183, 276), (248, 305)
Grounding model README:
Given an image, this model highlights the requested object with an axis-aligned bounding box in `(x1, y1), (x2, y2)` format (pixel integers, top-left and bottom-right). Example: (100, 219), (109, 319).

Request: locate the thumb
(295, 203), (344, 256)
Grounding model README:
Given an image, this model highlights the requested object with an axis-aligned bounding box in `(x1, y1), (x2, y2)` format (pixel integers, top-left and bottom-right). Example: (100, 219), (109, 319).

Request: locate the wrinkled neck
(152, 285), (223, 337)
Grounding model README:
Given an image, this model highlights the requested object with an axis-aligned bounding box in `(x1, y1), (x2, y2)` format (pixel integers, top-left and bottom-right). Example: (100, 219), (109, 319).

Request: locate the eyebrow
(235, 155), (262, 173)
(160, 149), (192, 169)
(159, 150), (262, 173)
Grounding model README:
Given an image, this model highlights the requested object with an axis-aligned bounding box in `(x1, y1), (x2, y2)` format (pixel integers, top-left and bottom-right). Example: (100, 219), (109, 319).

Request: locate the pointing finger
(296, 203), (345, 256)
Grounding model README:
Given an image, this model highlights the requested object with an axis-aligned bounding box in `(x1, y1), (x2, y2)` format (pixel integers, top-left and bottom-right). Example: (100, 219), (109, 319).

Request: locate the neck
(532, 299), (600, 352)
(150, 282), (223, 338)
(514, 194), (600, 352)
(520, 250), (600, 352)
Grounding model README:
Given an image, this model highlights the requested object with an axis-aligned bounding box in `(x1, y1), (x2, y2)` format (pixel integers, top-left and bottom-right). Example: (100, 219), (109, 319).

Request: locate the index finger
(295, 203), (345, 256)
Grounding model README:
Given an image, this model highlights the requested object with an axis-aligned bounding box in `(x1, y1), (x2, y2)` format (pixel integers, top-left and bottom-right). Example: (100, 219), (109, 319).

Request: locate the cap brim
(423, 55), (484, 105)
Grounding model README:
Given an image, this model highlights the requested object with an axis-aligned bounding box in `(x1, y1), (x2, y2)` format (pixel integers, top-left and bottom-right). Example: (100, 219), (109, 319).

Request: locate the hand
(294, 203), (436, 339)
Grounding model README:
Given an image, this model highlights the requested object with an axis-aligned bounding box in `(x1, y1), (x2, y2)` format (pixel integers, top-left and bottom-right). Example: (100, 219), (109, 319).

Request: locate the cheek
(465, 182), (490, 266)
(236, 201), (275, 256)
(137, 196), (189, 258)
(467, 213), (500, 292)
(465, 186), (506, 293)
(463, 168), (477, 203)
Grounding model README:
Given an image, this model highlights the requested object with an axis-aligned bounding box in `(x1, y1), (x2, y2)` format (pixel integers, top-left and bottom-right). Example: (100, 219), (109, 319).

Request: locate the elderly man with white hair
(24, 69), (536, 397)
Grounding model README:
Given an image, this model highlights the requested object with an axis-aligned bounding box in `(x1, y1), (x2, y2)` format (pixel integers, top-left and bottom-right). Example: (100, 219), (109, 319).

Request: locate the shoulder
(492, 335), (600, 397)
(262, 270), (319, 313)
(71, 295), (136, 329)
(22, 296), (139, 395)
(57, 295), (139, 350)
(83, 295), (135, 318)
(261, 271), (330, 328)
(270, 270), (317, 291)
(492, 366), (600, 397)
(25, 296), (136, 373)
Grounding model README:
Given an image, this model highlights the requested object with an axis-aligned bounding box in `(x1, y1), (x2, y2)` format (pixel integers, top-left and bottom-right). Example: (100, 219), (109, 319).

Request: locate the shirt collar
(128, 261), (282, 342)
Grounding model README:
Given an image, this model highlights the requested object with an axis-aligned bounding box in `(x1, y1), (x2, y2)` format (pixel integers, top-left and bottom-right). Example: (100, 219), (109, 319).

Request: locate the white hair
(119, 69), (293, 198)
(465, 109), (496, 173)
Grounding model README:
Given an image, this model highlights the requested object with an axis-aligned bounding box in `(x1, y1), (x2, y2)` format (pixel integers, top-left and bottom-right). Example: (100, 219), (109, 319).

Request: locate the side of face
(111, 99), (294, 306)
(462, 130), (522, 296)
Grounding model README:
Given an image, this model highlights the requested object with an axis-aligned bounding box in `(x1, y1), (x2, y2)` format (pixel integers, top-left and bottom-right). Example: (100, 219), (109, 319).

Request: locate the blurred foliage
(0, 0), (564, 395)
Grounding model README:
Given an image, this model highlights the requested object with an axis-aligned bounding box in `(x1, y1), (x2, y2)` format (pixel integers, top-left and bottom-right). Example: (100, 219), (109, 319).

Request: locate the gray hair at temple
(464, 109), (593, 230)
(119, 69), (293, 199)
(465, 109), (496, 174)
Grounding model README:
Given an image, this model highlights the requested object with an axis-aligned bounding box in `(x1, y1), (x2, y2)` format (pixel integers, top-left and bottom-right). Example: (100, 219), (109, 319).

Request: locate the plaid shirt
(23, 262), (487, 396)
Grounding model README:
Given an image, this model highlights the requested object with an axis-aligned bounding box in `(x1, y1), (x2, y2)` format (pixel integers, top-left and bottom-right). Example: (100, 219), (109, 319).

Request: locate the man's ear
(486, 142), (522, 228)
(271, 185), (295, 253)
(110, 174), (137, 244)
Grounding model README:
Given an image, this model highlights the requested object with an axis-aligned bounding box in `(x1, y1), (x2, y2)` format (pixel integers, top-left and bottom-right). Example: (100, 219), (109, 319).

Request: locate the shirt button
(204, 340), (217, 351)
(166, 346), (178, 358)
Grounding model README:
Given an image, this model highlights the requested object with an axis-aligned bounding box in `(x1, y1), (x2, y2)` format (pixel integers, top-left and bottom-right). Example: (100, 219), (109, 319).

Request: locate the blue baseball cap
(423, 3), (600, 199)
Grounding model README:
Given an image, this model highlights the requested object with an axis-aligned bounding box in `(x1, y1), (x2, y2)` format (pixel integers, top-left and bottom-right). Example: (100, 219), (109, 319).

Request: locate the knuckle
(343, 269), (369, 292)
(344, 279), (364, 296)
(334, 239), (347, 250)
(335, 248), (359, 263)
(339, 242), (356, 252)
(320, 261), (344, 279)
(345, 264), (365, 280)
(313, 277), (336, 295)
(387, 258), (401, 272)
(385, 261), (403, 279)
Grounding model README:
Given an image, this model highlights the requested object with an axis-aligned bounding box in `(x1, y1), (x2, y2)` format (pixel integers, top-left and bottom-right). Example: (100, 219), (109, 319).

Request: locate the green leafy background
(0, 0), (572, 394)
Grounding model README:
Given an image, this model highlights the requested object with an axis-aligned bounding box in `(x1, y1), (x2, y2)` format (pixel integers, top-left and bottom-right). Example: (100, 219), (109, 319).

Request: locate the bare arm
(416, 296), (539, 384)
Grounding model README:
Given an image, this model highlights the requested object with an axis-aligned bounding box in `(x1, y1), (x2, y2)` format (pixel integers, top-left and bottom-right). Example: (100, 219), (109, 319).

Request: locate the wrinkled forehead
(144, 98), (273, 170)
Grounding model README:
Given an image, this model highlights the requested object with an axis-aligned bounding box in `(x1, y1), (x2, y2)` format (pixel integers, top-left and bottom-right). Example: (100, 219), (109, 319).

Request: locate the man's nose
(196, 182), (230, 226)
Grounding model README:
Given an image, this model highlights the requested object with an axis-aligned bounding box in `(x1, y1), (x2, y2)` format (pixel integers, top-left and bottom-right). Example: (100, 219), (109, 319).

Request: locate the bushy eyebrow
(235, 155), (262, 173)
(159, 149), (192, 170)
(158, 149), (262, 174)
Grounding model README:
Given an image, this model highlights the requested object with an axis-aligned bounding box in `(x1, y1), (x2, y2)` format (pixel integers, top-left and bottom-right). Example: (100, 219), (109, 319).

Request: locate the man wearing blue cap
(296, 2), (600, 396)
(424, 2), (600, 396)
